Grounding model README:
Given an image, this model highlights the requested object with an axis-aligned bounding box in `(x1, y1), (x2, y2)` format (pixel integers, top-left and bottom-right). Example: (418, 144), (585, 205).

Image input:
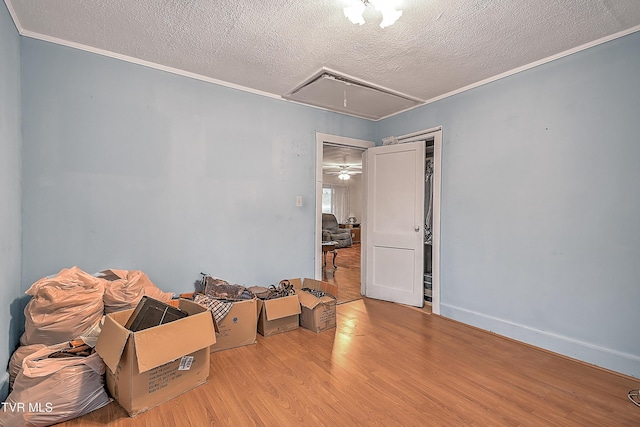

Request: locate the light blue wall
(9, 15), (640, 383)
(0, 2), (22, 400)
(376, 31), (640, 378)
(20, 38), (373, 294)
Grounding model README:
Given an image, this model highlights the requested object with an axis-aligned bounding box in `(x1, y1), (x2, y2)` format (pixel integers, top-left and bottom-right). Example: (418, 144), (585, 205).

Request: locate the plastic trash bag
(0, 342), (111, 427)
(97, 269), (173, 313)
(21, 266), (105, 346)
(8, 344), (46, 391)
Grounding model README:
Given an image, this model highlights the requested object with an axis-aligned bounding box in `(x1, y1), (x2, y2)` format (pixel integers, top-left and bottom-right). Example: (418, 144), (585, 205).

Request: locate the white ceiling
(5, 0), (640, 120)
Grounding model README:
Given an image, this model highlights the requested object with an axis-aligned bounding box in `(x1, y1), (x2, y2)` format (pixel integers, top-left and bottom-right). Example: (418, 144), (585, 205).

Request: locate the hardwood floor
(322, 243), (362, 304)
(59, 298), (639, 426)
(323, 243), (432, 313)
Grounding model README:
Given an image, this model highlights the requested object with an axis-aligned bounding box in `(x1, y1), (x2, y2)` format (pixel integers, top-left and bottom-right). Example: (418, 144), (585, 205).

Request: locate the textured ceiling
(6, 0), (640, 119)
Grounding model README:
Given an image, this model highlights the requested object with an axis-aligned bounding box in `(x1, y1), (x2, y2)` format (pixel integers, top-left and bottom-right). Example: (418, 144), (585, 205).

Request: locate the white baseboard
(440, 303), (640, 379)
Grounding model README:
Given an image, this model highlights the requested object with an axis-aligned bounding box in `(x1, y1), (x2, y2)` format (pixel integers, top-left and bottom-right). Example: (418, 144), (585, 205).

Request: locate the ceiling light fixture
(338, 170), (351, 180)
(344, 0), (403, 28)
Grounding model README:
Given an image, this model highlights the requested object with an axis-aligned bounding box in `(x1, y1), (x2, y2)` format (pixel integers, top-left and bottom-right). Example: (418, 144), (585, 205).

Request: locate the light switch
(295, 196), (303, 207)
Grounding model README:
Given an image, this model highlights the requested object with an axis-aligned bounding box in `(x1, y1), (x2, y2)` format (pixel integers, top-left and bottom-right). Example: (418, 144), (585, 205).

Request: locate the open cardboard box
(210, 298), (258, 352)
(256, 292), (300, 337)
(291, 278), (338, 333)
(95, 299), (217, 417)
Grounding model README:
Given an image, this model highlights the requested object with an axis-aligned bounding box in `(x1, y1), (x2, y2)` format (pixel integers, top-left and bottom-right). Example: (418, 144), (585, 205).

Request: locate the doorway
(321, 144), (366, 303)
(315, 133), (374, 303)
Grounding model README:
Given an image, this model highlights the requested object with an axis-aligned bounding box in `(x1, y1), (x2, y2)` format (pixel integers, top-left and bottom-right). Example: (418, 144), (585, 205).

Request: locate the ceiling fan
(323, 163), (362, 180)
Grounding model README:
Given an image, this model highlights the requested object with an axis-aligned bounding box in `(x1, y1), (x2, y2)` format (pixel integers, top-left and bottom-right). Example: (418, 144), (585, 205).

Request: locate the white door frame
(315, 133), (375, 280)
(432, 129), (442, 315)
(314, 128), (441, 316)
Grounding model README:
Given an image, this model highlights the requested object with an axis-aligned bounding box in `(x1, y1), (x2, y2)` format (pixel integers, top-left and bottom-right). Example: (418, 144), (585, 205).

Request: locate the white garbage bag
(0, 342), (111, 427)
(21, 266), (104, 346)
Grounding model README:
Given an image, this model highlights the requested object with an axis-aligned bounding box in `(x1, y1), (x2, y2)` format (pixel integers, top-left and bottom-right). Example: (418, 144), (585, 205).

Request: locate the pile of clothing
(187, 274), (296, 324)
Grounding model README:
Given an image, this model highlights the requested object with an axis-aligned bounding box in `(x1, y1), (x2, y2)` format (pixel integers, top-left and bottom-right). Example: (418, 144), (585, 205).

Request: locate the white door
(364, 141), (425, 307)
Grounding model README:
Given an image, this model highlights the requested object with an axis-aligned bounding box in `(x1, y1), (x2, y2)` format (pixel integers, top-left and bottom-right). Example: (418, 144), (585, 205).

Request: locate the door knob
(414, 226), (420, 232)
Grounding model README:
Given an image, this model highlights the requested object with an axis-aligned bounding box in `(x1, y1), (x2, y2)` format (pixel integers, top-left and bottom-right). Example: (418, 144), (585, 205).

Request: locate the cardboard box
(95, 299), (217, 417)
(291, 278), (338, 333)
(256, 294), (301, 336)
(210, 298), (258, 352)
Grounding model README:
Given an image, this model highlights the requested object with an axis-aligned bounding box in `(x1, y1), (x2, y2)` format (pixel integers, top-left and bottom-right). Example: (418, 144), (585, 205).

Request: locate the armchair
(322, 213), (352, 248)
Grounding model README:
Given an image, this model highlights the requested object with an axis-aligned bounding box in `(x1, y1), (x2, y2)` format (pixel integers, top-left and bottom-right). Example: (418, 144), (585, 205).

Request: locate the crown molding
(6, 0), (640, 122)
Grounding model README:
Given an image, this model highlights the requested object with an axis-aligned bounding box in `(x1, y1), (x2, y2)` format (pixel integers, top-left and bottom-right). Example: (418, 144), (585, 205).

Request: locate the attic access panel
(284, 69), (424, 121)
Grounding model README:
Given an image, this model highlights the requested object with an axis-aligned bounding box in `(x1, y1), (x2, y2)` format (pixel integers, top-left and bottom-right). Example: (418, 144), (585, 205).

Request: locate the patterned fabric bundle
(193, 293), (234, 323)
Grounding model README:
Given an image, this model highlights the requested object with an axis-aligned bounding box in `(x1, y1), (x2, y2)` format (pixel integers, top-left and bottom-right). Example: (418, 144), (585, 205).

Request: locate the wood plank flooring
(59, 298), (639, 426)
(324, 243), (431, 313)
(322, 243), (362, 304)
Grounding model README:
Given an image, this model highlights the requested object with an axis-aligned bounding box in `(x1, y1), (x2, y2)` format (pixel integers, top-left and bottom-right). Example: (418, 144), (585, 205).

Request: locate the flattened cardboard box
(291, 278), (338, 333)
(210, 298), (258, 352)
(256, 294), (301, 336)
(96, 299), (217, 417)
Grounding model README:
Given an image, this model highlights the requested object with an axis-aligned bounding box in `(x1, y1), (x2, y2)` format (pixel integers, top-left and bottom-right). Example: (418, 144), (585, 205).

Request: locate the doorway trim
(315, 133), (375, 280)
